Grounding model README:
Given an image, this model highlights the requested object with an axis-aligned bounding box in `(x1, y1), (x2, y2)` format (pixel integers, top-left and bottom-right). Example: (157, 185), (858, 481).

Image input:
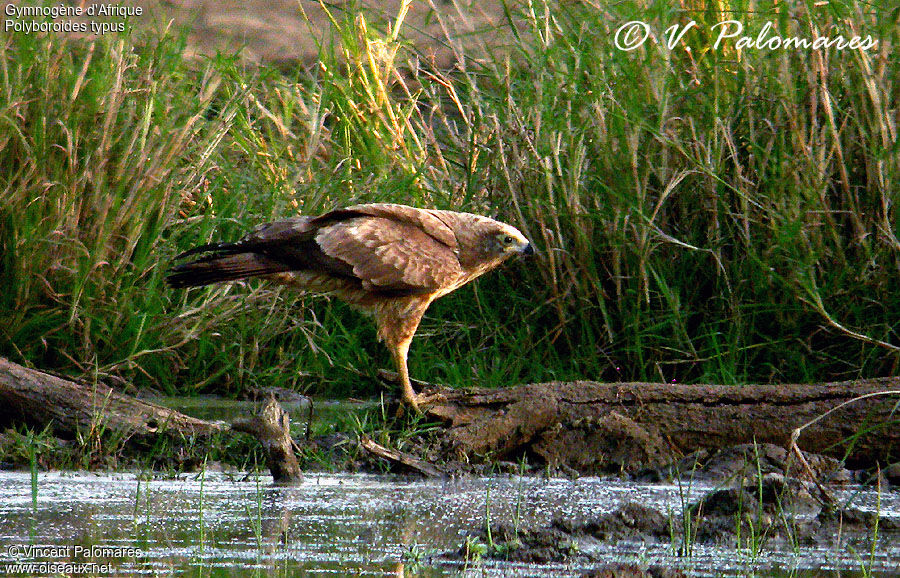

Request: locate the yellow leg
(391, 339), (420, 413)
(379, 301), (432, 414)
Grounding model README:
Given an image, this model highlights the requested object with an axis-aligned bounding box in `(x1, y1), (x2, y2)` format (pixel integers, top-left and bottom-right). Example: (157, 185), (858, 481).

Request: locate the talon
(402, 393), (422, 415)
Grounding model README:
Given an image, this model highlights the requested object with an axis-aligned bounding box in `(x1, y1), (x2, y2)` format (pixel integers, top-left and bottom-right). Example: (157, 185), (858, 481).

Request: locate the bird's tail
(166, 243), (289, 289)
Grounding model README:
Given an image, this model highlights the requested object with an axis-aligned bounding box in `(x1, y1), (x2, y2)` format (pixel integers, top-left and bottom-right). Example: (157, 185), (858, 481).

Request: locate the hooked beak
(521, 242), (536, 256)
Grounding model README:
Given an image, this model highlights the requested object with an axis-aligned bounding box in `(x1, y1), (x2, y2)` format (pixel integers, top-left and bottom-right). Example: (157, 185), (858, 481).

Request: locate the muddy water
(0, 470), (898, 577)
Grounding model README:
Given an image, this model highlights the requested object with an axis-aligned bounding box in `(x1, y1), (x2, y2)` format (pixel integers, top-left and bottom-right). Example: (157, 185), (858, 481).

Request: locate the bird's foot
(400, 394), (421, 416)
(396, 390), (446, 417)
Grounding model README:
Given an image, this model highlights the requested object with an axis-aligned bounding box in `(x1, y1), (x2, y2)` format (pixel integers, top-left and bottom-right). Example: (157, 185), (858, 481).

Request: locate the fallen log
(0, 358), (301, 482)
(0, 357), (224, 439)
(423, 380), (900, 473)
(3, 357), (898, 475)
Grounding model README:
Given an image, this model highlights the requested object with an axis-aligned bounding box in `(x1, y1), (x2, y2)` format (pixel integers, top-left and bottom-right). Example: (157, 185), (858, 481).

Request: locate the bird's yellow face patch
(492, 225), (532, 255)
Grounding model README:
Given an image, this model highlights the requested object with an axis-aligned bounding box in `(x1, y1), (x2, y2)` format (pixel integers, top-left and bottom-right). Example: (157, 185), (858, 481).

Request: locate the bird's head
(484, 221), (534, 258)
(450, 211), (535, 272)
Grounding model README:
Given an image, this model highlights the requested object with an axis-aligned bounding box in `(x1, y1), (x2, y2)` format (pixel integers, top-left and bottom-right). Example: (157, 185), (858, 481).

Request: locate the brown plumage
(167, 203), (533, 412)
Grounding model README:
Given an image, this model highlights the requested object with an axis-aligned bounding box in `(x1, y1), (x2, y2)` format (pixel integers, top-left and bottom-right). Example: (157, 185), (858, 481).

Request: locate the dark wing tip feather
(166, 252), (290, 289)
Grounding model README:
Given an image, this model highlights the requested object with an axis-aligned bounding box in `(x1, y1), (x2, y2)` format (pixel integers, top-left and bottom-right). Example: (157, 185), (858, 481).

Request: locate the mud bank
(448, 472), (900, 573)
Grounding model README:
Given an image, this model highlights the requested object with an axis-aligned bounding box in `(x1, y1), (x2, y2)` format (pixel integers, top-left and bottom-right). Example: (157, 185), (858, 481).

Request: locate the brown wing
(314, 203), (460, 252)
(315, 216), (463, 294)
(168, 206), (464, 294)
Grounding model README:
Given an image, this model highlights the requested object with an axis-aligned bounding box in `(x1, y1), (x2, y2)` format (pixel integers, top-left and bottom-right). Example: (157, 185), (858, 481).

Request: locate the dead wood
(0, 357), (224, 440)
(360, 435), (444, 477)
(0, 357), (302, 482)
(232, 395), (303, 483)
(423, 380), (900, 473)
(3, 356), (898, 476)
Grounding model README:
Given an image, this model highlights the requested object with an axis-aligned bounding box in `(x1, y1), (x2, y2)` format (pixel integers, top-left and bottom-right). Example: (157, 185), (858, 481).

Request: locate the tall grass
(451, 0), (899, 384)
(0, 0), (897, 398)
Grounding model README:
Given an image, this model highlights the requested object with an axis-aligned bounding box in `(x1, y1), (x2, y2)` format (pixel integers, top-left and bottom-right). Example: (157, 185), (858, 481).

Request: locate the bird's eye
(503, 235), (514, 244)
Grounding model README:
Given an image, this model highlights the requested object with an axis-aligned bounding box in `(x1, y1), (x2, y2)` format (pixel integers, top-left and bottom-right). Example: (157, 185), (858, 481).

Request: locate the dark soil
(447, 472), (899, 567)
(636, 443), (853, 484)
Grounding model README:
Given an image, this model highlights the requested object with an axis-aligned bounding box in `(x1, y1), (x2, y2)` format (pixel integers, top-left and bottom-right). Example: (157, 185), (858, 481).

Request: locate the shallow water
(0, 470), (898, 576)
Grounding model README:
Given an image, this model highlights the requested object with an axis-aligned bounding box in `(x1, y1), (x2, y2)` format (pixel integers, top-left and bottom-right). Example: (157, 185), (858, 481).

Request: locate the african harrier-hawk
(167, 203), (533, 412)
